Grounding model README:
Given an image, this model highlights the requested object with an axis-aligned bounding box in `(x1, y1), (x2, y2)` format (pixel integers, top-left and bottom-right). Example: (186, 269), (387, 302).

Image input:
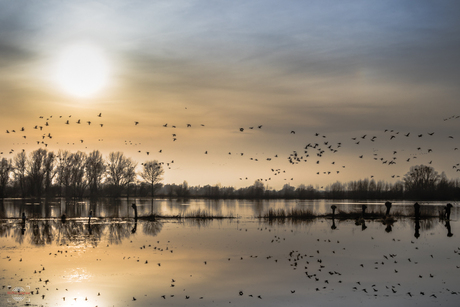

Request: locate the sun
(54, 44), (110, 98)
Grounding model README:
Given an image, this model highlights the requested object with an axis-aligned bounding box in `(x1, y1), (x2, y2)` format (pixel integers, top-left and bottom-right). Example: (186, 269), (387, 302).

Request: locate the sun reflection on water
(64, 268), (92, 283)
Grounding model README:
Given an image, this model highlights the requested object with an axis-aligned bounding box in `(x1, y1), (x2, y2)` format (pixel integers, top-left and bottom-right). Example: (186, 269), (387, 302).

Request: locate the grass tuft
(259, 208), (315, 220)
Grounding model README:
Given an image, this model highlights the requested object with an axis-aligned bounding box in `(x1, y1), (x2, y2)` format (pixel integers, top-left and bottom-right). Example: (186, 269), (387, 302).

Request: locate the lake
(0, 198), (459, 306)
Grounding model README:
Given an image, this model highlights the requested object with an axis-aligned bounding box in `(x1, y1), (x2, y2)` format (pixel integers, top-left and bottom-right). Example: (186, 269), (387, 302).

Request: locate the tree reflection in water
(31, 220), (54, 245)
(107, 221), (133, 244)
(142, 220), (163, 236)
(0, 218), (164, 246)
(0, 209), (450, 247)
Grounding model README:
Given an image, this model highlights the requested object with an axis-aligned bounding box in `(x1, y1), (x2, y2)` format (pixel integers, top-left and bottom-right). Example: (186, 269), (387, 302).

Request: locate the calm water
(0, 199), (459, 307)
(1, 198), (458, 219)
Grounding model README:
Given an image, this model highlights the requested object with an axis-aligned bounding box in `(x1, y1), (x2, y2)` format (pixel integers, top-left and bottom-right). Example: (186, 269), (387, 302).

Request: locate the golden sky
(1, 0), (459, 189)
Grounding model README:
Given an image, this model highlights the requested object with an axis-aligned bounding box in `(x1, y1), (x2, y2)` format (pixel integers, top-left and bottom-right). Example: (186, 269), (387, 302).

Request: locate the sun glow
(55, 44), (110, 98)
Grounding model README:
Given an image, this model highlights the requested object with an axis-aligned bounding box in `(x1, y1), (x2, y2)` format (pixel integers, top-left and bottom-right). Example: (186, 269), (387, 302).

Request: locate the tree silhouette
(85, 150), (105, 197)
(27, 148), (48, 199)
(106, 152), (137, 197)
(250, 181), (265, 198)
(13, 151), (27, 198)
(0, 158), (12, 198)
(281, 184), (295, 198)
(175, 180), (190, 198)
(43, 151), (56, 197)
(69, 151), (87, 198)
(140, 160), (164, 197)
(403, 165), (440, 199)
(56, 150), (72, 198)
(1, 149), (458, 200)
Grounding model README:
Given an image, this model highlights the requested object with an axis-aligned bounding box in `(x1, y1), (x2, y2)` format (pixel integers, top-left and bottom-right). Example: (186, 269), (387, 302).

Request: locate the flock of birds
(2, 214), (460, 305)
(1, 111), (460, 187)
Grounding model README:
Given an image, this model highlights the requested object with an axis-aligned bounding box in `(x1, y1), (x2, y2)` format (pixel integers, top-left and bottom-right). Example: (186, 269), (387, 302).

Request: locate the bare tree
(106, 152), (137, 196)
(56, 150), (72, 198)
(27, 148), (49, 198)
(85, 150), (106, 197)
(69, 151), (87, 199)
(43, 151), (56, 197)
(140, 160), (164, 197)
(403, 165), (440, 198)
(175, 180), (189, 198)
(328, 181), (345, 199)
(13, 151), (27, 198)
(0, 158), (12, 198)
(250, 181), (265, 198)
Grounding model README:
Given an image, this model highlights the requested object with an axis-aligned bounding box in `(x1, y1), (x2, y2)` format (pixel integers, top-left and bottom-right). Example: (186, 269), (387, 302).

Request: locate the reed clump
(182, 209), (233, 219)
(260, 208), (315, 220)
(140, 210), (233, 220)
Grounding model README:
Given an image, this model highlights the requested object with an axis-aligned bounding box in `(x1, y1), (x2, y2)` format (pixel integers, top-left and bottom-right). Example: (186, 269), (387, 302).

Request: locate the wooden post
(385, 201), (392, 216)
(414, 202), (420, 218)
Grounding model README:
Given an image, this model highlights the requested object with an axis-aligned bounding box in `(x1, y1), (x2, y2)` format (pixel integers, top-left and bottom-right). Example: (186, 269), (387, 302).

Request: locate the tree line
(158, 165), (459, 200)
(322, 165), (460, 200)
(0, 149), (459, 200)
(0, 149), (163, 199)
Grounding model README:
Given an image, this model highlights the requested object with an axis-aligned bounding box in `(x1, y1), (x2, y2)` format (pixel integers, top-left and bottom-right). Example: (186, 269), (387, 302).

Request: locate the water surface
(1, 199), (459, 306)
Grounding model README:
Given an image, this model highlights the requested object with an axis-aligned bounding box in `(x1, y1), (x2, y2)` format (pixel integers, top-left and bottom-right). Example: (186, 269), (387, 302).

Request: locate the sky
(0, 0), (459, 189)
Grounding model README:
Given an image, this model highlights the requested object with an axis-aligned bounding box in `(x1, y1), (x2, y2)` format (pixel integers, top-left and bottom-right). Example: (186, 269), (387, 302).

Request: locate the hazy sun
(55, 44), (110, 98)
